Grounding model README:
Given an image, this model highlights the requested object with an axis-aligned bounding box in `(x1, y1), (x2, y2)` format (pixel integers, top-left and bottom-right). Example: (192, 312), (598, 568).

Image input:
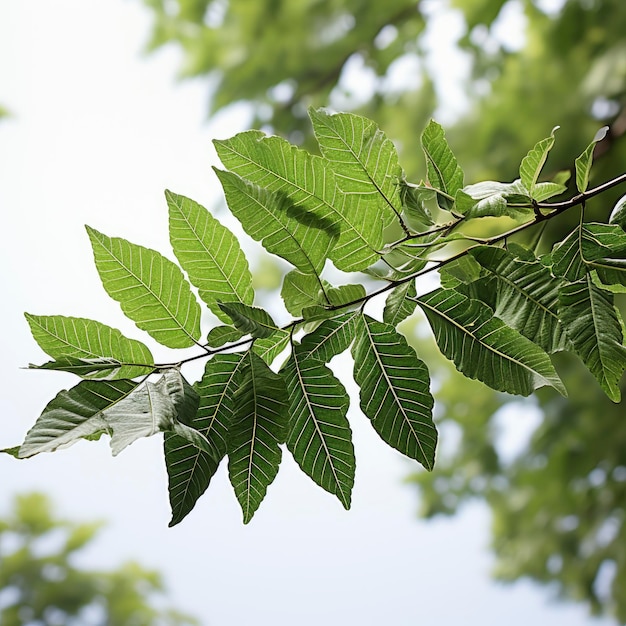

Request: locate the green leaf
(351, 315), (437, 470)
(227, 351), (289, 523)
(420, 120), (464, 210)
(327, 283), (366, 308)
(164, 353), (246, 526)
(383, 281), (417, 326)
(575, 126), (608, 193)
(281, 270), (329, 316)
(206, 325), (245, 348)
(531, 181), (568, 202)
(558, 276), (626, 402)
(519, 126), (559, 195)
(469, 246), (569, 353)
(25, 314), (153, 379)
(19, 370), (198, 458)
(455, 180), (532, 219)
(253, 329), (290, 365)
(166, 190), (254, 323)
(309, 107), (402, 220)
(592, 261), (626, 293)
(86, 227), (201, 349)
(397, 181), (435, 225)
(418, 288), (566, 396)
(299, 311), (360, 362)
(214, 131), (383, 271)
(0, 447), (21, 459)
(214, 168), (337, 276)
(283, 348), (354, 508)
(217, 302), (278, 339)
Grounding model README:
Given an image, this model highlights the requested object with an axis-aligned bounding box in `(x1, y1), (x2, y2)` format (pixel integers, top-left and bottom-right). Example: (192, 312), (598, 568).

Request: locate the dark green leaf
(383, 281), (418, 326)
(227, 352), (289, 523)
(351, 315), (437, 470)
(299, 311), (360, 362)
(418, 288), (566, 396)
(284, 348), (354, 508)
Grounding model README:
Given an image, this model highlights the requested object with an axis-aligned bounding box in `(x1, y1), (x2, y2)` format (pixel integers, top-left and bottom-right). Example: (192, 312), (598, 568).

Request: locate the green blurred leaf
(25, 314), (153, 379)
(166, 190), (254, 323)
(86, 227), (201, 349)
(352, 314), (437, 470)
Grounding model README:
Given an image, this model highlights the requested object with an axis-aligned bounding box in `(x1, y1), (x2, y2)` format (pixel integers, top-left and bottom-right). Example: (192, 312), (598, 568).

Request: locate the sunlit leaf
(418, 288), (566, 396)
(352, 315), (437, 470)
(284, 348), (354, 508)
(86, 227), (201, 348)
(383, 281), (417, 326)
(455, 179), (532, 219)
(253, 329), (291, 366)
(206, 325), (244, 348)
(166, 190), (254, 323)
(25, 314), (153, 379)
(214, 131), (384, 271)
(519, 126), (559, 195)
(575, 126), (608, 193)
(299, 311), (360, 362)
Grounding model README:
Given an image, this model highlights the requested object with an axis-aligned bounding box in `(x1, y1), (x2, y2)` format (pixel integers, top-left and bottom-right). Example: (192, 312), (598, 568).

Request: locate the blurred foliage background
(136, 0), (626, 622)
(0, 493), (198, 626)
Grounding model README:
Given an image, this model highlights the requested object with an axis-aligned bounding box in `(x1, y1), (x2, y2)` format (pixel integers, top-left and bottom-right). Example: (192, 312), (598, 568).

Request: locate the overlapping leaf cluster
(6, 109), (626, 525)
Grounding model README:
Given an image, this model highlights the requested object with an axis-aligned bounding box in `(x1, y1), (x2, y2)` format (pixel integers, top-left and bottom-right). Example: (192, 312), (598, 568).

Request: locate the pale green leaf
(469, 246), (569, 353)
(218, 302), (278, 339)
(418, 288), (566, 396)
(164, 353), (246, 526)
(351, 315), (437, 470)
(25, 314), (153, 379)
(214, 168), (337, 276)
(166, 190), (254, 323)
(575, 126), (608, 193)
(86, 227), (201, 348)
(206, 325), (244, 348)
(309, 107), (401, 221)
(455, 180), (532, 219)
(19, 370), (198, 458)
(531, 181), (568, 202)
(284, 348), (354, 508)
(253, 329), (291, 366)
(281, 270), (329, 316)
(214, 131), (383, 271)
(420, 120), (464, 210)
(227, 352), (289, 523)
(519, 126), (559, 194)
(558, 276), (626, 402)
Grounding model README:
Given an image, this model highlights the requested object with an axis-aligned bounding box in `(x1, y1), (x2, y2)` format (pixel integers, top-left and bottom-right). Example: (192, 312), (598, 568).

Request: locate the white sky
(0, 1), (612, 625)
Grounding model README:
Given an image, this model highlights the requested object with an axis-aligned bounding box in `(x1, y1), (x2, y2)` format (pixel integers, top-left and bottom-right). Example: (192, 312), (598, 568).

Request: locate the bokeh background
(1, 1), (625, 624)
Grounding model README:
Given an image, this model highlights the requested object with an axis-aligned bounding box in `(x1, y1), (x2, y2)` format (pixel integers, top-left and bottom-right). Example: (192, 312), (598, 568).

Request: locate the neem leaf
(227, 352), (289, 523)
(352, 315), (437, 470)
(575, 126), (609, 193)
(418, 288), (566, 396)
(166, 191), (254, 323)
(25, 314), (153, 379)
(519, 126), (559, 195)
(420, 120), (464, 210)
(86, 227), (201, 349)
(284, 348), (354, 509)
(217, 302), (278, 339)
